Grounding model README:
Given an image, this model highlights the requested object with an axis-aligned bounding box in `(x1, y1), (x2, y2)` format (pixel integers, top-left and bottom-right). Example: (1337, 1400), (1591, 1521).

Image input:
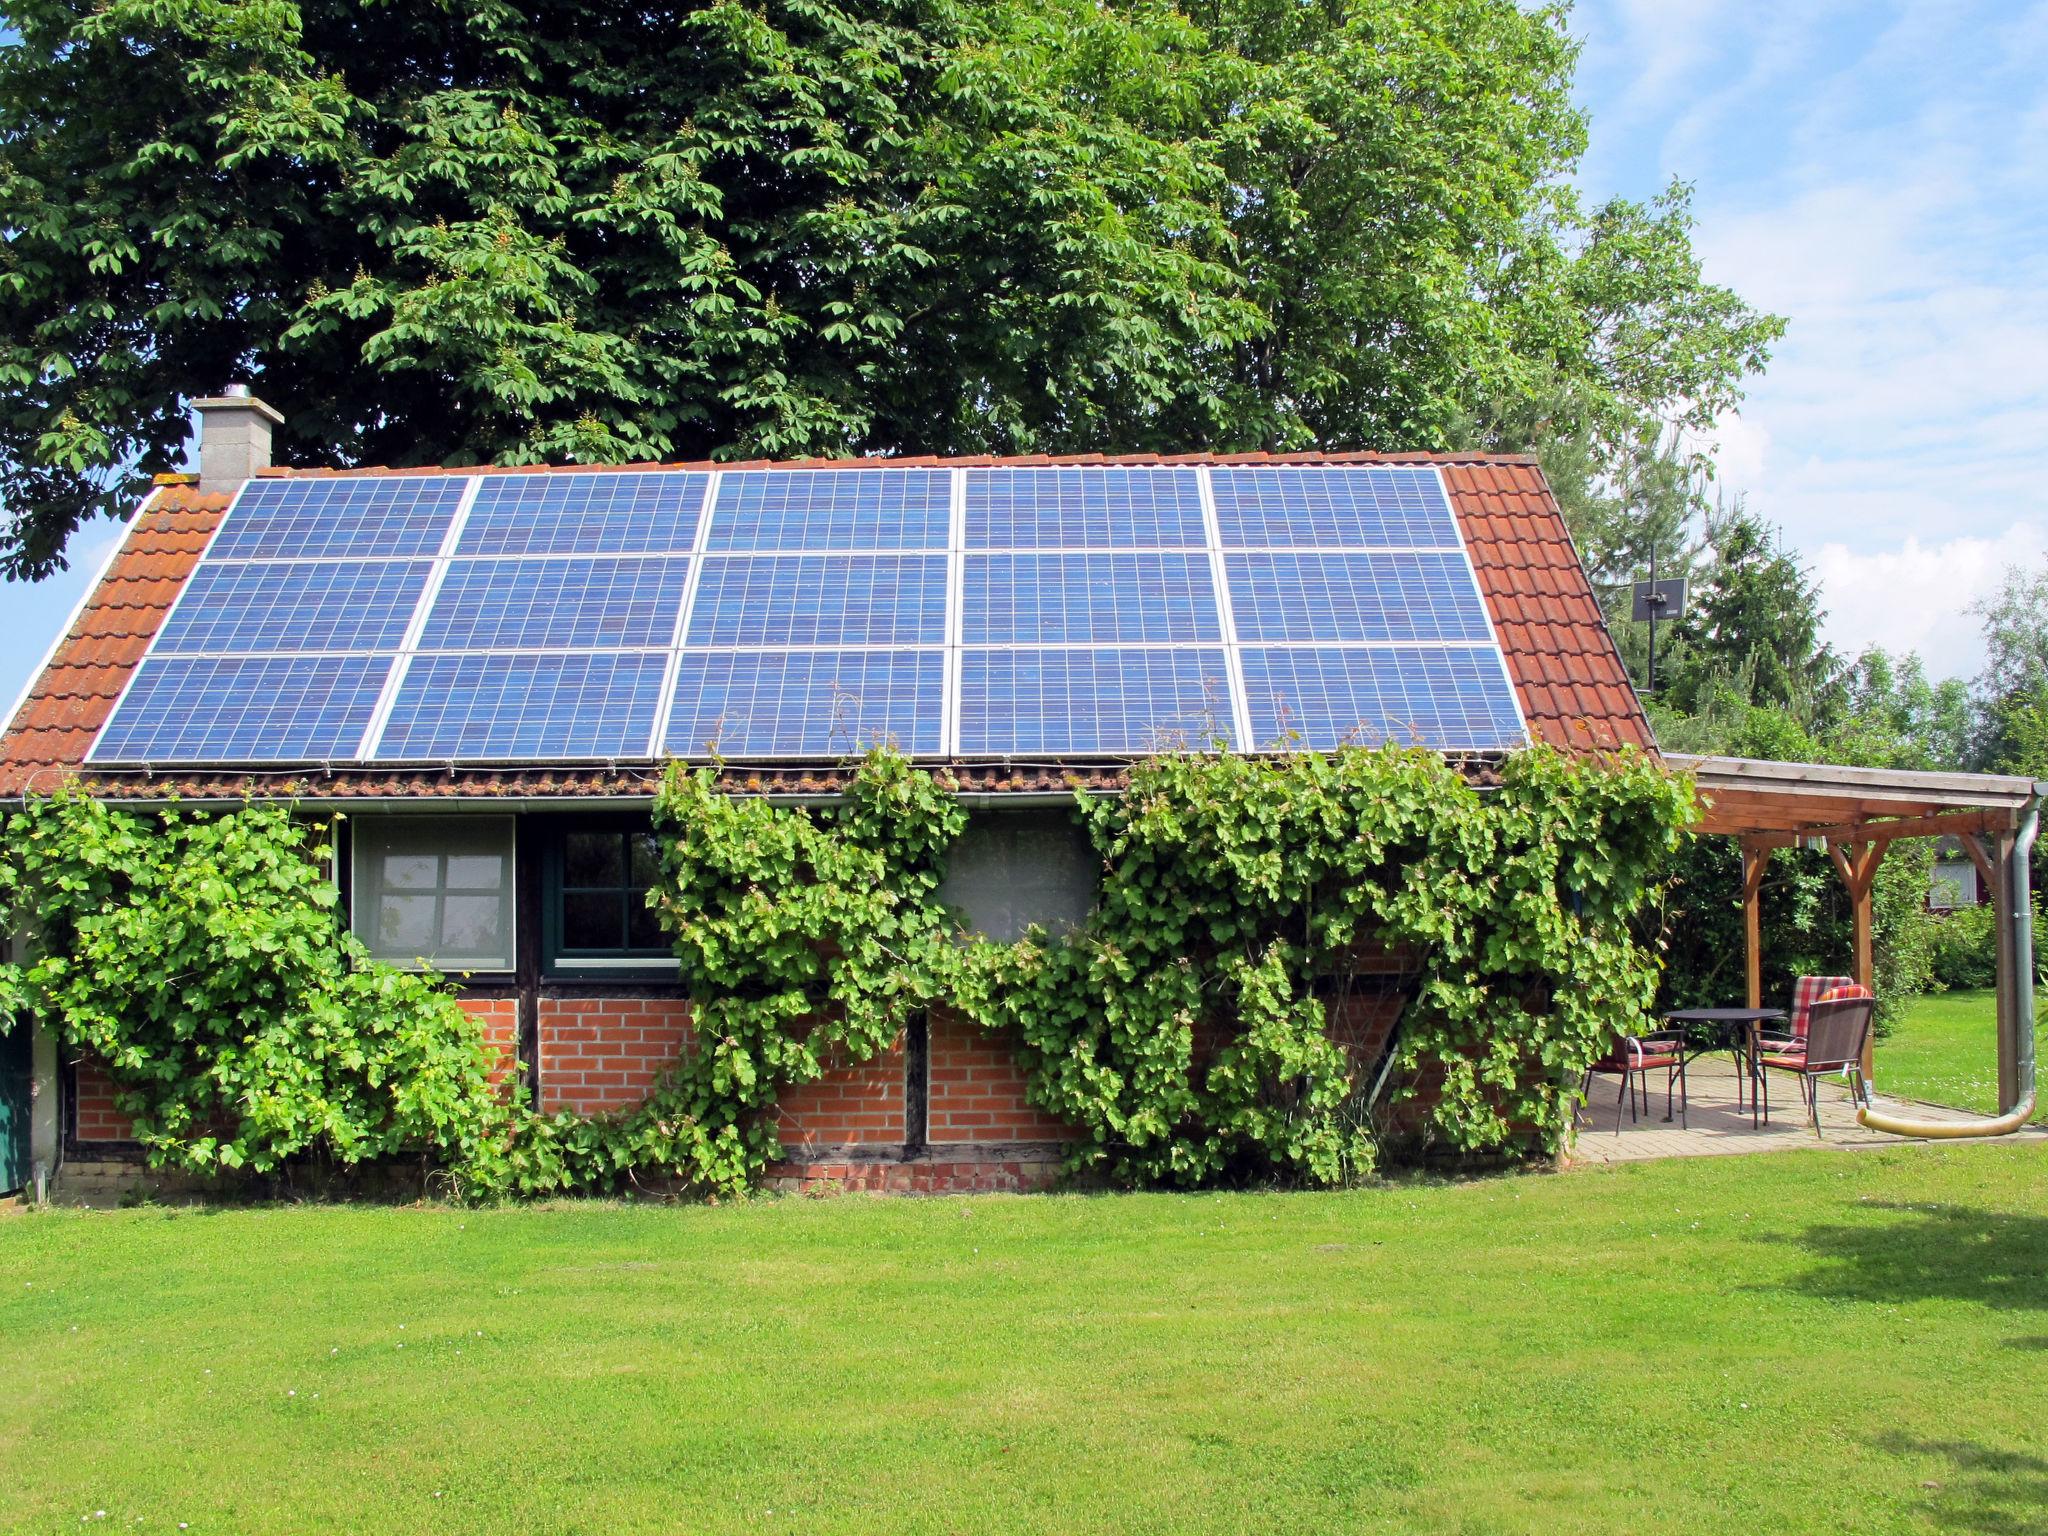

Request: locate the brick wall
(775, 1034), (906, 1151)
(71, 1056), (132, 1142)
(535, 997), (693, 1115)
(926, 1008), (1075, 1145)
(458, 996), (522, 1086)
(1326, 988), (1407, 1079)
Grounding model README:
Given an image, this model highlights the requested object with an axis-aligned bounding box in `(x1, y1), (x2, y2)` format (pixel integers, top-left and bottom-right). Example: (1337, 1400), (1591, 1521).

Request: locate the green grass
(1881, 988), (2045, 1120)
(5, 1145), (2048, 1534)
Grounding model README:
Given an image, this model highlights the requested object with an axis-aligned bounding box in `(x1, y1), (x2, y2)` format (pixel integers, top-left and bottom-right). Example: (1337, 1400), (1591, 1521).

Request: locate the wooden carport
(1669, 754), (2046, 1111)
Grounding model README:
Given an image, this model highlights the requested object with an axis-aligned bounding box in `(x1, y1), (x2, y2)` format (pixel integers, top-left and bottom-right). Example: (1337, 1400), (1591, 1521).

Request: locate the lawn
(1881, 987), (2045, 1120)
(4, 1145), (2047, 1534)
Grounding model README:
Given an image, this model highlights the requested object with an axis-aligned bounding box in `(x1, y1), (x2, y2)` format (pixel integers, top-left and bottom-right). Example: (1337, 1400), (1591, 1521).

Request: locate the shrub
(1929, 902), (1999, 992)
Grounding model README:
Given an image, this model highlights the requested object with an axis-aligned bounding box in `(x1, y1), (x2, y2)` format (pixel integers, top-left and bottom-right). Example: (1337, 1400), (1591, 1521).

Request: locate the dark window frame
(539, 815), (678, 979)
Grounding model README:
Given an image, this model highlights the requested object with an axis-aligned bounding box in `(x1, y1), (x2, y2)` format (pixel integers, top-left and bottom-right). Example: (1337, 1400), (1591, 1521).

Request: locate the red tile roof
(0, 454), (1651, 801)
(0, 484), (233, 798)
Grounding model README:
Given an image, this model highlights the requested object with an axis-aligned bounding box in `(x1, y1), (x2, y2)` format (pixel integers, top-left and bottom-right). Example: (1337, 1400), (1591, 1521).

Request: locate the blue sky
(6, 1), (2047, 719)
(1571, 0), (2048, 679)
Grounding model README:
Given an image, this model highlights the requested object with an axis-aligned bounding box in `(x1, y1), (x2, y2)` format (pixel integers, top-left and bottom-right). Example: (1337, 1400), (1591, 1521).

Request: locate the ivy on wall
(951, 747), (1694, 1181)
(0, 745), (1692, 1199)
(0, 790), (515, 1184)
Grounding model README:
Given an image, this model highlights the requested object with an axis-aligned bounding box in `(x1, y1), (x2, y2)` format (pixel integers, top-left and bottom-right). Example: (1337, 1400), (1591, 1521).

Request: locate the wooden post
(1741, 838), (1771, 1009)
(1827, 839), (1886, 1083)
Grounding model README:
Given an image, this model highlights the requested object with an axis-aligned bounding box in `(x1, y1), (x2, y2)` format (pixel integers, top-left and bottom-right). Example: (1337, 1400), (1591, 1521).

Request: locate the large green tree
(1966, 562), (2048, 774)
(0, 0), (1780, 575)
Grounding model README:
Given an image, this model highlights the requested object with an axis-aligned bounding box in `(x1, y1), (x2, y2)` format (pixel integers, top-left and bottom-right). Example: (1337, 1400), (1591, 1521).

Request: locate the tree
(1833, 647), (1972, 772)
(1968, 563), (2048, 774)
(0, 0), (1781, 575)
(1656, 506), (1838, 721)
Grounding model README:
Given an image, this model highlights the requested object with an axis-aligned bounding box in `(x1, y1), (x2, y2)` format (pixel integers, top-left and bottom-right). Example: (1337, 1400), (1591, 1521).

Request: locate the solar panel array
(87, 464), (1528, 765)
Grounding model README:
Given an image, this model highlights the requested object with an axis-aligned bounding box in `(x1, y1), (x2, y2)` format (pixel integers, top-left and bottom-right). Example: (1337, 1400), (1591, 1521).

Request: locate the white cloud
(1562, 0), (2048, 680)
(1811, 523), (2046, 679)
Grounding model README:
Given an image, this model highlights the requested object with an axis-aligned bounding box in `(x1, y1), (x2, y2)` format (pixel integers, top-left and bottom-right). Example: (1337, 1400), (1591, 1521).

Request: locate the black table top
(1663, 1007), (1787, 1022)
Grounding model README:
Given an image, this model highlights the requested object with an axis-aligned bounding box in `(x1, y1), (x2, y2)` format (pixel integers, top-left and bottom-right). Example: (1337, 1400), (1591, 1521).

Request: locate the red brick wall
(775, 1034), (906, 1151)
(458, 996), (522, 1086)
(535, 997), (693, 1115)
(927, 1008), (1076, 1144)
(1327, 989), (1406, 1078)
(71, 1057), (133, 1142)
(69, 997), (526, 1145)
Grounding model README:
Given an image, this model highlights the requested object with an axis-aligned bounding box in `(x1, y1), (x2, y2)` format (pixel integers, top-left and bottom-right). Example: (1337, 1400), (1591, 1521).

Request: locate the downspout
(1858, 784), (2042, 1138)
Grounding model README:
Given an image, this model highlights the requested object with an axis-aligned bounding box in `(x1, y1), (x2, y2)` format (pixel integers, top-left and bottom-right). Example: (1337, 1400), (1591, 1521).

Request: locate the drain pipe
(1859, 784), (2042, 1138)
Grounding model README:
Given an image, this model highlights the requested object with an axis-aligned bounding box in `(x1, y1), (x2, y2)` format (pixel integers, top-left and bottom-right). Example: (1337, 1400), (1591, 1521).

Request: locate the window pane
(629, 833), (661, 888)
(440, 894), (506, 957)
(627, 896), (665, 951)
(444, 853), (508, 890)
(565, 831), (625, 888)
(377, 894), (438, 951)
(382, 853), (439, 890)
(562, 892), (623, 951)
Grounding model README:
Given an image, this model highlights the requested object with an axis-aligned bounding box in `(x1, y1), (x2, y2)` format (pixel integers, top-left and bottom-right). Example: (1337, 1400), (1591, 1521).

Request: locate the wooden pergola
(1670, 754), (2046, 1106)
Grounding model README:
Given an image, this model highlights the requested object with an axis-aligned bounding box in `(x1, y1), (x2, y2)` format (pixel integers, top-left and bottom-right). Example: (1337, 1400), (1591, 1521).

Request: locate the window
(939, 810), (1097, 942)
(351, 816), (516, 972)
(1930, 860), (1978, 910)
(543, 822), (674, 973)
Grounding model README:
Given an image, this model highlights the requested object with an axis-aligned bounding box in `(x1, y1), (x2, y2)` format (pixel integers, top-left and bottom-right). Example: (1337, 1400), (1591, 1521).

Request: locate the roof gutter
(70, 788), (1105, 813)
(1858, 780), (2043, 1138)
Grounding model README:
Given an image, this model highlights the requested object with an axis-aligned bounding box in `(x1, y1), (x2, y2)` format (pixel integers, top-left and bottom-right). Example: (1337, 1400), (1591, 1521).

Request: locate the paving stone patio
(1568, 1055), (2047, 1164)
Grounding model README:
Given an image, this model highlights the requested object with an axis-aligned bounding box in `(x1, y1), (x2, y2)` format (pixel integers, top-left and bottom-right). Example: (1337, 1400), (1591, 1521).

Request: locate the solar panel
(1210, 465), (1459, 548)
(1225, 552), (1493, 644)
(966, 467), (1207, 548)
(376, 652), (668, 760)
(457, 471), (707, 556)
(958, 649), (1234, 754)
(87, 655), (392, 763)
(209, 476), (467, 560)
(86, 461), (1530, 766)
(419, 557), (691, 651)
(965, 553), (1223, 644)
(1238, 647), (1524, 752)
(708, 469), (951, 551)
(154, 559), (433, 655)
(686, 555), (947, 647)
(664, 650), (945, 758)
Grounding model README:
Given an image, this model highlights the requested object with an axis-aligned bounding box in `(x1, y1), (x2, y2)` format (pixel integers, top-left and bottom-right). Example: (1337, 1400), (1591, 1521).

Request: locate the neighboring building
(1930, 838), (1985, 909)
(0, 395), (1651, 1195)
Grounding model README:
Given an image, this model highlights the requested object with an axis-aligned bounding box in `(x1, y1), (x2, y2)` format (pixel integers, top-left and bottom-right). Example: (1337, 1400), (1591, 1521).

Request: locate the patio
(1570, 1055), (2048, 1165)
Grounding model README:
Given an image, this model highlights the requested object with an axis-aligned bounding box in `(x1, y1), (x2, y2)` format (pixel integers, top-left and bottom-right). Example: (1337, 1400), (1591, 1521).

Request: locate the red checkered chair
(1756, 980), (1871, 1126)
(1758, 991), (1876, 1134)
(1583, 1027), (1690, 1133)
(1768, 974), (1856, 1053)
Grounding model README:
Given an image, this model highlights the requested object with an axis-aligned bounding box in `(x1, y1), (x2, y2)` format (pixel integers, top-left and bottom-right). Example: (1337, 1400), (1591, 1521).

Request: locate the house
(1929, 837), (1986, 909)
(0, 392), (1660, 1197)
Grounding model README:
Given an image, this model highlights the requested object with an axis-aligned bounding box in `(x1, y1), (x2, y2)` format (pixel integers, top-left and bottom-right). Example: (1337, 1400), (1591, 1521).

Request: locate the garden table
(1660, 1007), (1786, 1129)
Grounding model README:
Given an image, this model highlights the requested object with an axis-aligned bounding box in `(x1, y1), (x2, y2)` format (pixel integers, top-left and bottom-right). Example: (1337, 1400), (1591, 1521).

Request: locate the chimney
(193, 385), (284, 496)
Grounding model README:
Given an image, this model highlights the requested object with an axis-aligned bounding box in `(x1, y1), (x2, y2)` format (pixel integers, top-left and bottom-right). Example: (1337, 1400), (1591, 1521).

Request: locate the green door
(0, 1020), (29, 1195)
